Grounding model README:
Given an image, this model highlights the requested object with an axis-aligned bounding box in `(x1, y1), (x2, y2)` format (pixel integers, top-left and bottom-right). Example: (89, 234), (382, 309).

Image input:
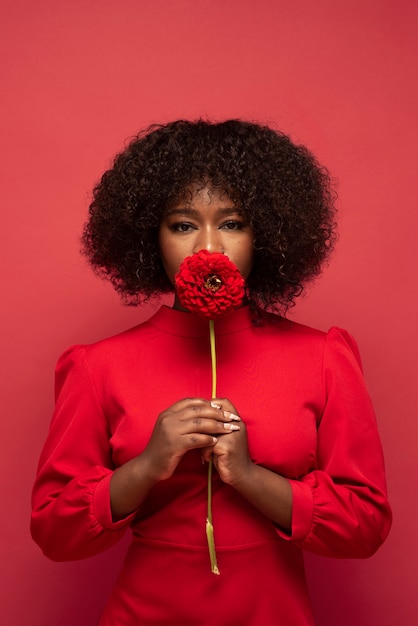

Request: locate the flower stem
(209, 319), (217, 398)
(207, 319), (220, 575)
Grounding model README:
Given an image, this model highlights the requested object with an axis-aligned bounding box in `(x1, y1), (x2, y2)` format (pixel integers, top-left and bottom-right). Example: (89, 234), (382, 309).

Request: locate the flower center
(204, 274), (223, 292)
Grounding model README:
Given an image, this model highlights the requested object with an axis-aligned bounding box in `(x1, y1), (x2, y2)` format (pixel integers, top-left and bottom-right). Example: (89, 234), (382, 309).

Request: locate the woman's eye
(221, 221), (243, 230)
(170, 222), (195, 232)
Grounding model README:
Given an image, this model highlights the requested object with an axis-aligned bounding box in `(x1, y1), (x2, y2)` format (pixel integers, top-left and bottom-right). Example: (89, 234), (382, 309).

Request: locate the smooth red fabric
(31, 306), (391, 625)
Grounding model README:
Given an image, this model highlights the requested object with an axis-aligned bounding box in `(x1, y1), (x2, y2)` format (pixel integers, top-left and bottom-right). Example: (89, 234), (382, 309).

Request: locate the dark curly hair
(82, 119), (337, 312)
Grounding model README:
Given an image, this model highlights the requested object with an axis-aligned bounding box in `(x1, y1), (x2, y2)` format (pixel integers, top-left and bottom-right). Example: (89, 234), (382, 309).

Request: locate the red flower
(174, 250), (245, 319)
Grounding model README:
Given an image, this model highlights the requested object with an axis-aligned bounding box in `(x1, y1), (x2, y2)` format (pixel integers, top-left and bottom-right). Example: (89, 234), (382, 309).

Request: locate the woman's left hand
(201, 397), (253, 487)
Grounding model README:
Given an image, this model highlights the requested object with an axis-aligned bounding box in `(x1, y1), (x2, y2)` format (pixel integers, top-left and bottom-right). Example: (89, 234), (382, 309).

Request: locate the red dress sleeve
(30, 346), (136, 562)
(277, 327), (392, 557)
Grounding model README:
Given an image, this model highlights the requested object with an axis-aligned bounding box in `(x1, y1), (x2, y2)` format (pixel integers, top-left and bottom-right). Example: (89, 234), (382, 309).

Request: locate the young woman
(31, 120), (391, 625)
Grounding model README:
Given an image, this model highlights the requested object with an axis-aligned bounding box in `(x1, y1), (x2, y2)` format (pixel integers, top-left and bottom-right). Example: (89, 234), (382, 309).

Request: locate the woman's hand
(201, 398), (293, 532)
(110, 397), (240, 520)
(201, 398), (253, 487)
(111, 396), (292, 531)
(141, 398), (242, 483)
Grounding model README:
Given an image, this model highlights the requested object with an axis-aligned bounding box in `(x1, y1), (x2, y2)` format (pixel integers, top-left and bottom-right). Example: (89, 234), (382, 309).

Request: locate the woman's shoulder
(256, 310), (326, 339)
(260, 310), (352, 338)
(56, 311), (161, 371)
(257, 311), (360, 359)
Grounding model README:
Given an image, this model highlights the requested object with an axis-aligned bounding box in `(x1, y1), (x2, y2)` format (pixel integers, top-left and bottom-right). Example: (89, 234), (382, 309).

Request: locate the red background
(2, 1), (417, 624)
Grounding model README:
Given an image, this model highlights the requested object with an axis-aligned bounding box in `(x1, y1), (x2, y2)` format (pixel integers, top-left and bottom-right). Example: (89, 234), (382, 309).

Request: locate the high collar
(148, 305), (254, 338)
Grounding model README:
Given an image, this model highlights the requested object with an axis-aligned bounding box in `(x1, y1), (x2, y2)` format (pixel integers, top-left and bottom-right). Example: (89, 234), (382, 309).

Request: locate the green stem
(206, 319), (220, 575)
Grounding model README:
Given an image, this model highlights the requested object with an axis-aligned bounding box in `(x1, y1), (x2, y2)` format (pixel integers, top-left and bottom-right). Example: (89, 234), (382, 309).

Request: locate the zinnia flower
(174, 250), (245, 319)
(174, 250), (246, 575)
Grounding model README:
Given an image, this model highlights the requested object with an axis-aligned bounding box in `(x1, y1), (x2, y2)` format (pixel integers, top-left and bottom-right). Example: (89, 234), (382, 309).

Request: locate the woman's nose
(193, 228), (224, 254)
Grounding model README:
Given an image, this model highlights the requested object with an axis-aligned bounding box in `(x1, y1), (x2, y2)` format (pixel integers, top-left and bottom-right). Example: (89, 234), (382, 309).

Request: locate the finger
(211, 398), (241, 422)
(201, 448), (215, 463)
(169, 397), (211, 412)
(177, 404), (241, 425)
(223, 410), (241, 422)
(185, 415), (241, 434)
(201, 430), (243, 463)
(183, 433), (218, 451)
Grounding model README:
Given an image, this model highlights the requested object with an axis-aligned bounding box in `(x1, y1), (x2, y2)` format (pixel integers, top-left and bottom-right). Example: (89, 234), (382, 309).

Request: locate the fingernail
(211, 401), (222, 409)
(224, 423), (240, 431)
(223, 411), (240, 421)
(212, 437), (218, 443)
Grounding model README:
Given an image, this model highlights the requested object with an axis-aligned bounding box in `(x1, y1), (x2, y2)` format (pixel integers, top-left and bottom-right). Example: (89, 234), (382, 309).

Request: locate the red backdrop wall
(2, 1), (417, 624)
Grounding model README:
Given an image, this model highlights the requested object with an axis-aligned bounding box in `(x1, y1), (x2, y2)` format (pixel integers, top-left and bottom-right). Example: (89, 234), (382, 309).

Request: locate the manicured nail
(223, 411), (240, 421)
(224, 423), (240, 431)
(211, 401), (222, 409)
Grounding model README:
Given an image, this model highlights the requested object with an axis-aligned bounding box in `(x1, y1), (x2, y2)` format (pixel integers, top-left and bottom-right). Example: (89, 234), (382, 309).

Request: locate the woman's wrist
(230, 462), (293, 532)
(110, 454), (159, 521)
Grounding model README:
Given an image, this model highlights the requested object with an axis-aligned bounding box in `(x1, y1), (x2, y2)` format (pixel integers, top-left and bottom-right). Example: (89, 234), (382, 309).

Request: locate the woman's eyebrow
(216, 206), (243, 215)
(165, 207), (200, 217)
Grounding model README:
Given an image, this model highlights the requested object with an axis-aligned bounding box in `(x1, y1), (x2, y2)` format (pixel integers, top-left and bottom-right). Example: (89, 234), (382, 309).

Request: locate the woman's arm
(109, 398), (241, 520)
(31, 347), (242, 557)
(204, 328), (392, 558)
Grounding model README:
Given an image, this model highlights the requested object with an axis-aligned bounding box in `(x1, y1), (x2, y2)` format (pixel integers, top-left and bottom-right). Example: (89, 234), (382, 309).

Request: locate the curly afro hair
(82, 119), (337, 312)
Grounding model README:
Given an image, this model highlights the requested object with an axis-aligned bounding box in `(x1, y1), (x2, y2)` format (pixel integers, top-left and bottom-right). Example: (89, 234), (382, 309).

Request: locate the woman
(31, 120), (392, 625)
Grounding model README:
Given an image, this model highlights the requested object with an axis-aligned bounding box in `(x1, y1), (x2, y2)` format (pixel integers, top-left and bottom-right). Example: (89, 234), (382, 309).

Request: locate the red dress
(31, 306), (391, 625)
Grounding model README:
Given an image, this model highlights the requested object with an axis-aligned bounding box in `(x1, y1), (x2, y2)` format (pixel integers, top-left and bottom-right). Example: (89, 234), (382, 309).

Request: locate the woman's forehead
(169, 181), (240, 208)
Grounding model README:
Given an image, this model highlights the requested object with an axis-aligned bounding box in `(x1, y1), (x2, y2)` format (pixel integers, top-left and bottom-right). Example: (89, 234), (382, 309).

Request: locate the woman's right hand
(110, 398), (240, 520)
(141, 398), (241, 482)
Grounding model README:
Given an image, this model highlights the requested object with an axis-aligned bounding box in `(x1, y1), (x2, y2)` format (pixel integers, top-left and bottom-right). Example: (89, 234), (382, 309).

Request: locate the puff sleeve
(30, 346), (136, 562)
(277, 328), (392, 557)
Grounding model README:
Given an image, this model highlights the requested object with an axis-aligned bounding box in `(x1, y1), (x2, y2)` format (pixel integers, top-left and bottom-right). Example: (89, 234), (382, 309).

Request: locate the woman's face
(158, 184), (254, 290)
